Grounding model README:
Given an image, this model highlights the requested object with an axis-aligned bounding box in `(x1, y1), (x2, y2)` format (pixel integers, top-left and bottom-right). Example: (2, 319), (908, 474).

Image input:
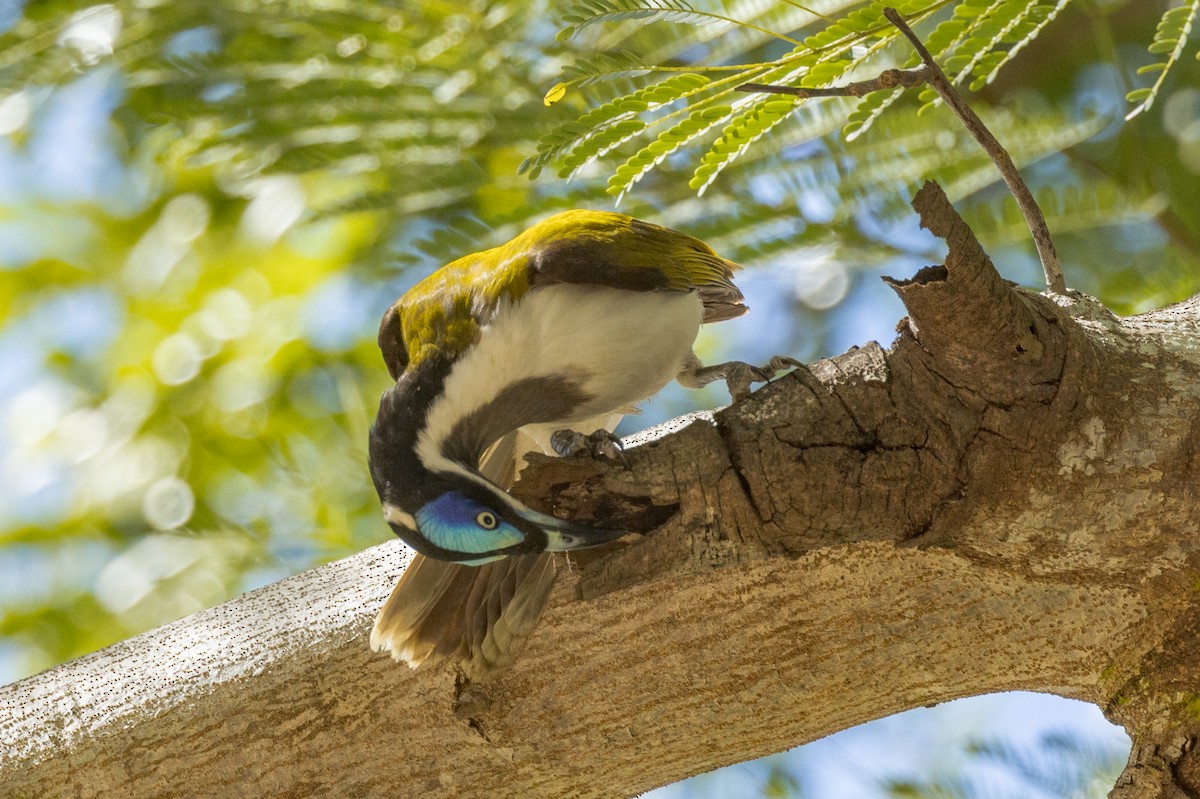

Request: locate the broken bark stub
(884, 181), (1060, 405)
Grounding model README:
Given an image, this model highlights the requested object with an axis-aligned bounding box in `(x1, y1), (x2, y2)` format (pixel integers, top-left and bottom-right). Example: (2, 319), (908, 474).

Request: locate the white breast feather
(417, 285), (703, 481)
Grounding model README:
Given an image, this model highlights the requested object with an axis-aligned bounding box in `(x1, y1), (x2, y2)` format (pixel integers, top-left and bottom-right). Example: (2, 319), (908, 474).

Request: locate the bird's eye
(475, 511), (498, 529)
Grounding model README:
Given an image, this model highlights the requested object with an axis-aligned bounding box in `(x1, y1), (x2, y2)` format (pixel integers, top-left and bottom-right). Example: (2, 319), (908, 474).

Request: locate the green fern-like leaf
(520, 72), (712, 179)
(1125, 0), (1199, 120)
(558, 0), (798, 44)
(690, 95), (803, 194)
(606, 103), (732, 199)
(558, 118), (647, 178)
(560, 49), (658, 83)
(534, 0), (956, 191)
(844, 87), (904, 140)
(748, 105), (1106, 234)
(533, 0), (1099, 199)
(800, 0), (896, 52)
(637, 1), (825, 68)
(916, 0), (1078, 114)
(923, 13), (971, 57)
(944, 0), (1030, 85)
(968, 0), (1070, 90)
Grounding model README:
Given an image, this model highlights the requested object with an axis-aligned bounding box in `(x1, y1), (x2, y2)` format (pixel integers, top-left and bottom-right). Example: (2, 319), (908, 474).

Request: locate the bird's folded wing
(524, 213), (748, 324)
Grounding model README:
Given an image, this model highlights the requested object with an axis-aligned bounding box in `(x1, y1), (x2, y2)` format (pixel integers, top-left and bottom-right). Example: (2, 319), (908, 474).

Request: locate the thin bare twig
(737, 7), (1066, 294)
(884, 9), (1063, 293)
(740, 67), (928, 98)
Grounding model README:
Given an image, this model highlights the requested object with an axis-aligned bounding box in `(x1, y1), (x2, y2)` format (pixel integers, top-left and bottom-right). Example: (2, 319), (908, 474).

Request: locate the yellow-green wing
(520, 210), (746, 324)
(376, 210), (745, 378)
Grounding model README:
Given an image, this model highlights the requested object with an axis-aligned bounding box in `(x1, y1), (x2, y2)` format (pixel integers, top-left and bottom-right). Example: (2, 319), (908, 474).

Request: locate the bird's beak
(514, 506), (625, 551)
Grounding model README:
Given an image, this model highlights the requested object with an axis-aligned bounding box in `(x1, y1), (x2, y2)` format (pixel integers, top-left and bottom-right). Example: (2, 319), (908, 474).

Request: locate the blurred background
(1, 0), (1197, 795)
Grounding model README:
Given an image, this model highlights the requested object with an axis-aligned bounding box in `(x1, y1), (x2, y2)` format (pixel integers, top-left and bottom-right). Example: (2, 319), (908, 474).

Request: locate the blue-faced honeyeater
(368, 210), (791, 679)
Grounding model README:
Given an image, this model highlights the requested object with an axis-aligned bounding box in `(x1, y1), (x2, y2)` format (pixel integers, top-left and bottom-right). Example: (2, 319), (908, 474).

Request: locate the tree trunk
(3, 182), (1198, 798)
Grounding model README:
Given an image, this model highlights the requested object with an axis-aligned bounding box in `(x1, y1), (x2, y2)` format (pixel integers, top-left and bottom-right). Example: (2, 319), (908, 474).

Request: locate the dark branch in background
(738, 7), (1067, 295)
(739, 66), (929, 98)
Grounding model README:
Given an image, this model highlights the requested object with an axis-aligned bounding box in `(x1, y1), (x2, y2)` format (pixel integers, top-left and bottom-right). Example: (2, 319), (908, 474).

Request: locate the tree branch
(4, 185), (1199, 798)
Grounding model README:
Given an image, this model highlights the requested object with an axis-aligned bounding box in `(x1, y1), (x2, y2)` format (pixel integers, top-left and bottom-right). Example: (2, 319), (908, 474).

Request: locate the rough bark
(3, 182), (1200, 798)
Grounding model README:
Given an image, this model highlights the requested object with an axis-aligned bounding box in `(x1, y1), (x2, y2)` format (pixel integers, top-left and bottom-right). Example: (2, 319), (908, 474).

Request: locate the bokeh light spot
(152, 333), (203, 385)
(196, 289), (252, 341)
(143, 476), (194, 530)
(336, 34), (366, 58)
(56, 407), (109, 464)
(793, 249), (851, 310)
(57, 5), (121, 67)
(0, 91), (31, 135)
(212, 359), (273, 411)
(241, 176), (305, 245)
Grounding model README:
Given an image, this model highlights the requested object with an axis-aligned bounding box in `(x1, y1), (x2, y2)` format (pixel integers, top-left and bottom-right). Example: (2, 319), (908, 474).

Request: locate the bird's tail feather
(465, 552), (556, 678)
(370, 550), (556, 680)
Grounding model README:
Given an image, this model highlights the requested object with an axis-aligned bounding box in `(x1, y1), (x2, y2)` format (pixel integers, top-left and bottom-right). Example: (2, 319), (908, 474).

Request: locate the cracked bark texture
(3, 182), (1200, 798)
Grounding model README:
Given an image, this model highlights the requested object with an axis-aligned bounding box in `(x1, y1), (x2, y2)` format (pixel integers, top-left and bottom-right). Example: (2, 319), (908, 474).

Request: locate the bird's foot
(682, 355), (804, 402)
(551, 428), (627, 466)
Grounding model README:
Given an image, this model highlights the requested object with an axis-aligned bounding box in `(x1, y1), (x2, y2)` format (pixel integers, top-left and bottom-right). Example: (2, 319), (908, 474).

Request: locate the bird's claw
(724, 355), (805, 401)
(551, 428), (627, 466)
(679, 354), (804, 401)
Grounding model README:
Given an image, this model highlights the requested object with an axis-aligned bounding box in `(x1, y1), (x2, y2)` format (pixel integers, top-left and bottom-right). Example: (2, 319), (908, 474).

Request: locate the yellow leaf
(544, 82), (567, 107)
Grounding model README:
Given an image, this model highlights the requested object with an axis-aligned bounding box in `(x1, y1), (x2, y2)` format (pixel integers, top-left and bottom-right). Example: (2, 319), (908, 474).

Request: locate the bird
(367, 209), (793, 680)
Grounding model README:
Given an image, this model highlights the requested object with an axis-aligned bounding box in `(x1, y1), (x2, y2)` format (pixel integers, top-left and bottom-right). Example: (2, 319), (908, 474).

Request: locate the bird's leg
(678, 354), (805, 402)
(551, 428), (627, 466)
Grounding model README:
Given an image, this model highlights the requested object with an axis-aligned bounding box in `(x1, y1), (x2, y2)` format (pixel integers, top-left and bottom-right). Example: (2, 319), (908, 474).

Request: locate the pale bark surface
(3, 183), (1199, 798)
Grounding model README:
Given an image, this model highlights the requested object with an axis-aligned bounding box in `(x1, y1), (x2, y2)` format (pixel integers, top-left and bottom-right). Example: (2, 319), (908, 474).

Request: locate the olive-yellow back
(377, 210), (745, 379)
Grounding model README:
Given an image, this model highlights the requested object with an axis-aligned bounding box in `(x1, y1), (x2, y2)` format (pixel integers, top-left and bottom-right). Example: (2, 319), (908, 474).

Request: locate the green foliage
(843, 86), (903, 139)
(0, 0), (582, 679)
(0, 1), (558, 228)
(878, 729), (1126, 798)
(533, 0), (1120, 190)
(533, 0), (1200, 193)
(534, 0), (944, 196)
(916, 0), (1071, 104)
(557, 0), (785, 43)
(962, 175), (1164, 246)
(555, 48), (657, 85)
(689, 94), (804, 192)
(1125, 0), (1199, 120)
(607, 100), (732, 199)
(733, 105), (1107, 243)
(523, 72), (712, 179)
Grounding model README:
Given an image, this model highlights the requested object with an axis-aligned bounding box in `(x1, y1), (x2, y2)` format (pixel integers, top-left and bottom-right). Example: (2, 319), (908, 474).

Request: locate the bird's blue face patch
(415, 491), (524, 562)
